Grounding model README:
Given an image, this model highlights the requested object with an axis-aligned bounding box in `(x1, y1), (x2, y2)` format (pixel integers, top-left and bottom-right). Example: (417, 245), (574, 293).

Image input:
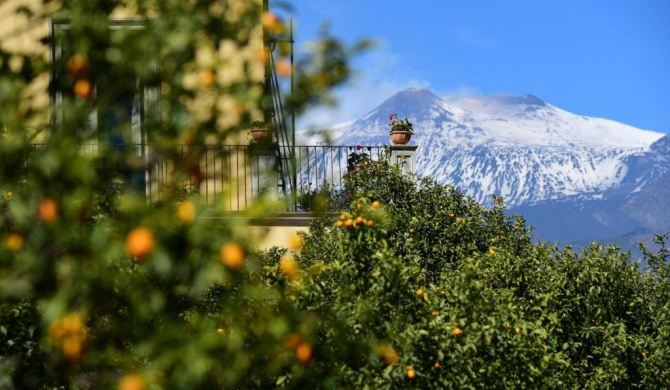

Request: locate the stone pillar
(249, 143), (279, 203)
(388, 145), (418, 175)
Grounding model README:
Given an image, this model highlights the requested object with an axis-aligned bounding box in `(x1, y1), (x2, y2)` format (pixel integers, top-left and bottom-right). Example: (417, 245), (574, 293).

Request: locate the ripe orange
(378, 345), (399, 364)
(431, 311), (438, 317)
(336, 220), (344, 228)
(39, 198), (58, 223)
(275, 59), (292, 77)
(453, 327), (463, 336)
(288, 234), (302, 251)
(355, 216), (364, 224)
(220, 242), (245, 269)
(416, 288), (424, 296)
(48, 313), (86, 361)
(406, 367), (416, 379)
(295, 342), (312, 364)
(177, 201), (196, 224)
(280, 257), (299, 279)
(67, 55), (88, 79)
(366, 220), (374, 227)
(125, 227), (155, 260)
(345, 219), (353, 227)
(434, 362), (440, 369)
(4, 233), (24, 251)
(62, 337), (83, 361)
(117, 374), (146, 390)
(74, 79), (92, 98)
(261, 12), (283, 33)
(371, 200), (380, 208)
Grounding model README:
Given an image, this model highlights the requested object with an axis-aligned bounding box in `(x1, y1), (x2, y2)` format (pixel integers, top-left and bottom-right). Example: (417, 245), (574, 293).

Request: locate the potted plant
(248, 120), (275, 143)
(388, 113), (414, 145)
(347, 145), (371, 171)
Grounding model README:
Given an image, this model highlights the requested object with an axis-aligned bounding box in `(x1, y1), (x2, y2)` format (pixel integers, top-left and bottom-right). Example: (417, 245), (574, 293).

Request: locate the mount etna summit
(323, 88), (670, 246)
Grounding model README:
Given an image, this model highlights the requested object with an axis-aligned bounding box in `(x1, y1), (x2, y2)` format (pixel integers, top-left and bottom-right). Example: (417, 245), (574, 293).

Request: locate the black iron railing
(30, 143), (386, 211)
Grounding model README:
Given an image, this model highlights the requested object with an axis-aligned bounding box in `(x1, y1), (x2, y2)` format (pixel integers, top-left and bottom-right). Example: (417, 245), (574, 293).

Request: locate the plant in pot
(248, 120), (275, 143)
(388, 113), (414, 145)
(347, 145), (371, 171)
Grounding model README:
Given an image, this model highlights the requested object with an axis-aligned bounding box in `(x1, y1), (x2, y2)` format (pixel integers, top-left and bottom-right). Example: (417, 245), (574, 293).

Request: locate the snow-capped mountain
(324, 88), (667, 210)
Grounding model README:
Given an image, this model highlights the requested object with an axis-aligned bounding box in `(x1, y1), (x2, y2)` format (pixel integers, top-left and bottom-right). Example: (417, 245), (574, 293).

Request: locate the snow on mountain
(323, 88), (667, 208)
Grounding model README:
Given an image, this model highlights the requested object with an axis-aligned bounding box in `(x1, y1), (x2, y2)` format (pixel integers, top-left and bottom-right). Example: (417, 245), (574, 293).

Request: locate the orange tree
(2, 0), (669, 388)
(287, 162), (670, 388)
(0, 0), (369, 388)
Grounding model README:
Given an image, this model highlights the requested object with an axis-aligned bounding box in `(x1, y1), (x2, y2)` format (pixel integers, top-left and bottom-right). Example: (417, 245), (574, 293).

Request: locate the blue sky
(276, 0), (669, 133)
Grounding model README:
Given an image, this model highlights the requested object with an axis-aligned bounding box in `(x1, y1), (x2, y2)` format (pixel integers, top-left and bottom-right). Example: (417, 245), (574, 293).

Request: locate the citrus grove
(1, 0), (669, 388)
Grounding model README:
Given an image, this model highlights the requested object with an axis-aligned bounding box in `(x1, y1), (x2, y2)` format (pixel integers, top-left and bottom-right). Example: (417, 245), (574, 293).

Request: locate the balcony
(30, 143), (416, 213)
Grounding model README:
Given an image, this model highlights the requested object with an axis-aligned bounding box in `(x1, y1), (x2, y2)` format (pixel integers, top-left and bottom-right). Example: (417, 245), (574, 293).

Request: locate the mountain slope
(328, 88), (666, 209)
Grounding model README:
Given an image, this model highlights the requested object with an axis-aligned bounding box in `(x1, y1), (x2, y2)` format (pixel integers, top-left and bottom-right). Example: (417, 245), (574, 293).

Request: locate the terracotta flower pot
(250, 128), (271, 143)
(390, 131), (412, 145)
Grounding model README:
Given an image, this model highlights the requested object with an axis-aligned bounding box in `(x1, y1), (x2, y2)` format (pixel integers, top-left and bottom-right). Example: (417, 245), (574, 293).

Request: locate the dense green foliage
(288, 162), (670, 388)
(1, 0), (669, 389)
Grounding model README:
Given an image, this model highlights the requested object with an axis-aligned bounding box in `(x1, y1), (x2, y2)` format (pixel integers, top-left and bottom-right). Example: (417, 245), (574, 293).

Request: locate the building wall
(3, 1), (304, 249)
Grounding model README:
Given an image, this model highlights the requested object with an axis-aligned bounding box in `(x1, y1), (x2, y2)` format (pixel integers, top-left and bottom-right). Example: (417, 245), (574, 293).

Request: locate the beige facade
(2, 0), (309, 249)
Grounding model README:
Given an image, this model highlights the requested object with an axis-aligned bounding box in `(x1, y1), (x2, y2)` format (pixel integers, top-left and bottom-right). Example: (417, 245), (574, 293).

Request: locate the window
(50, 19), (160, 195)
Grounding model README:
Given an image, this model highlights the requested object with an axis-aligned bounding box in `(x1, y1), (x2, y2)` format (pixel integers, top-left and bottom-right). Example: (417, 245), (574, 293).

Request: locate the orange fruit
(355, 216), (364, 224)
(261, 12), (283, 33)
(4, 233), (24, 251)
(62, 337), (83, 361)
(406, 367), (416, 379)
(177, 201), (196, 224)
(434, 362), (440, 369)
(74, 79), (92, 98)
(275, 59), (292, 77)
(279, 257), (299, 279)
(378, 345), (399, 364)
(336, 220), (344, 228)
(125, 227), (155, 260)
(117, 374), (146, 390)
(295, 342), (312, 364)
(416, 288), (423, 296)
(366, 220), (374, 227)
(431, 311), (438, 317)
(67, 55), (88, 79)
(453, 327), (463, 336)
(371, 200), (380, 208)
(39, 198), (58, 223)
(220, 242), (245, 269)
(256, 47), (270, 64)
(288, 234), (302, 251)
(216, 327), (224, 335)
(344, 219), (353, 227)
